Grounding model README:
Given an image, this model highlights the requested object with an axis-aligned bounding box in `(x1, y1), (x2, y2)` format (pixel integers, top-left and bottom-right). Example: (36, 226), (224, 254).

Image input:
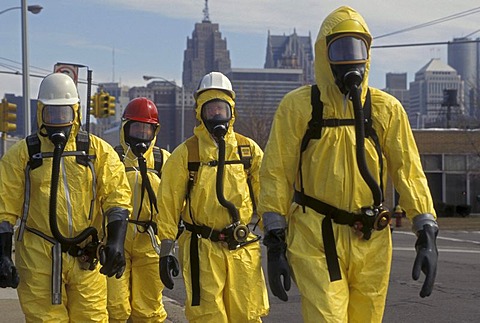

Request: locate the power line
(465, 28), (480, 38)
(0, 56), (51, 74)
(373, 6), (480, 40)
(0, 70), (98, 85)
(372, 38), (480, 49)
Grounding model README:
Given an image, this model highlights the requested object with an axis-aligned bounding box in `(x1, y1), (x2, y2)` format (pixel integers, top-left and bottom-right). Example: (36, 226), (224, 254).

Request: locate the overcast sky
(1, 0), (479, 101)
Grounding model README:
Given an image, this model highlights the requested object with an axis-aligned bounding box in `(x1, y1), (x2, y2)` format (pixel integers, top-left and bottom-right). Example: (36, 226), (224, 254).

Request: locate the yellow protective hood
(119, 119), (159, 165)
(194, 89), (236, 140)
(36, 101), (82, 150)
(315, 6), (371, 104)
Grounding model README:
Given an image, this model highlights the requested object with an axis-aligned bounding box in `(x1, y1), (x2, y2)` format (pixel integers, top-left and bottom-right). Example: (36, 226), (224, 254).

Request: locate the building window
(425, 173), (442, 202)
(469, 173), (480, 212)
(445, 155), (466, 171)
(445, 174), (467, 205)
(468, 155), (480, 170)
(421, 153), (480, 215)
(422, 154), (442, 171)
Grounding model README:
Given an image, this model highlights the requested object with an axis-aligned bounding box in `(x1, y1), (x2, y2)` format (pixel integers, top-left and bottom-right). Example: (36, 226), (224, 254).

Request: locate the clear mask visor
(201, 100), (232, 122)
(328, 35), (368, 64)
(42, 105), (75, 127)
(127, 121), (156, 141)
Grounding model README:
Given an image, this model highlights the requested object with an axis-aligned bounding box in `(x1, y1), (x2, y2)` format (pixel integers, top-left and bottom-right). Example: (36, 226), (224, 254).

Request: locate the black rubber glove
(412, 224), (438, 298)
(0, 232), (19, 288)
(100, 219), (127, 278)
(159, 255), (180, 289)
(263, 229), (291, 301)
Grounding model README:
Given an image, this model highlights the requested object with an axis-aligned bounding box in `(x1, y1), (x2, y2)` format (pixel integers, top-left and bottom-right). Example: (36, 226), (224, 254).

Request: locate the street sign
(54, 63), (79, 85)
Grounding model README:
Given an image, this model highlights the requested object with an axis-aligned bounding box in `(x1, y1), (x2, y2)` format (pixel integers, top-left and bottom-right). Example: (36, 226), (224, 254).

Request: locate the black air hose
(215, 132), (240, 223)
(49, 134), (97, 245)
(350, 85), (383, 207)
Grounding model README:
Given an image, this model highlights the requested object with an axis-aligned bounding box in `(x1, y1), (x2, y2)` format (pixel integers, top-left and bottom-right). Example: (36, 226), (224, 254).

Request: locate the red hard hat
(122, 97), (159, 125)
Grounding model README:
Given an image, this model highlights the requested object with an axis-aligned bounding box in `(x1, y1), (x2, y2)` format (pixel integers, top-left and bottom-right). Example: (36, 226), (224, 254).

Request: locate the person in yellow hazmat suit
(0, 72), (132, 322)
(156, 72), (269, 322)
(107, 97), (170, 322)
(258, 6), (439, 323)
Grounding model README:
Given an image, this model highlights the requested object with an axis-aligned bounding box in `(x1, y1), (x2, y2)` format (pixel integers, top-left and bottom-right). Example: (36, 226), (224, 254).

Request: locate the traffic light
(90, 93), (100, 118)
(98, 92), (115, 118)
(0, 98), (17, 133)
(107, 95), (116, 117)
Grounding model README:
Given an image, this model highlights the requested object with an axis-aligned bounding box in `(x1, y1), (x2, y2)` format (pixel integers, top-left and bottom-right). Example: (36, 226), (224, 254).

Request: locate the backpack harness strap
(20, 131), (100, 303)
(115, 144), (164, 232)
(115, 145), (164, 178)
(184, 134), (257, 307)
(152, 146), (164, 178)
(296, 85), (384, 283)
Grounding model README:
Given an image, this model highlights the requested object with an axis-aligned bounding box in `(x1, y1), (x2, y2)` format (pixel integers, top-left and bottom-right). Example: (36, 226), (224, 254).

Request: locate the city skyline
(1, 0), (479, 102)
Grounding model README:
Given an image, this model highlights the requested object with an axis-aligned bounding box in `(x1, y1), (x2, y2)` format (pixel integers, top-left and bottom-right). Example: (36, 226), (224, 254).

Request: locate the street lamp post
(0, 4), (42, 15)
(22, 1), (44, 135)
(143, 75), (185, 142)
(0, 3), (43, 136)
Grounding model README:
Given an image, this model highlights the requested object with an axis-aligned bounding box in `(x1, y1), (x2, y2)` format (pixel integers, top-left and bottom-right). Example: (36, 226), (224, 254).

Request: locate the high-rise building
(226, 68), (304, 148)
(448, 37), (479, 118)
(264, 30), (314, 84)
(409, 58), (464, 128)
(384, 72), (409, 112)
(127, 81), (186, 151)
(182, 0), (231, 92)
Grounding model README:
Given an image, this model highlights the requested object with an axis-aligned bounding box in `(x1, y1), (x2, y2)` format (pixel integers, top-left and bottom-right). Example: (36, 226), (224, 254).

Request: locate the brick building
(385, 129), (480, 216)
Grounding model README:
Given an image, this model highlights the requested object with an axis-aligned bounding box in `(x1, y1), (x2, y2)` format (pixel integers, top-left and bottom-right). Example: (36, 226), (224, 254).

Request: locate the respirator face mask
(125, 121), (156, 157)
(201, 99), (232, 138)
(42, 105), (75, 144)
(327, 34), (368, 94)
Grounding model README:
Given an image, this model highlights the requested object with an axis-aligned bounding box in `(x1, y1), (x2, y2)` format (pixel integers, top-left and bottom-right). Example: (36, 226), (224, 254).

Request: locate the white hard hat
(194, 72), (235, 99)
(38, 73), (80, 105)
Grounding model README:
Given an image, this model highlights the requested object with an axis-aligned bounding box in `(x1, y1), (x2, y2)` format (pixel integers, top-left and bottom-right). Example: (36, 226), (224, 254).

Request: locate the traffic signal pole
(1, 132), (5, 156)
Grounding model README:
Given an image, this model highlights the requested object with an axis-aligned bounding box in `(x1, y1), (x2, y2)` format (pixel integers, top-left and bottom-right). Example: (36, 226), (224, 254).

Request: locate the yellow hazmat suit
(0, 74), (132, 322)
(107, 117), (169, 322)
(157, 89), (269, 322)
(258, 6), (436, 323)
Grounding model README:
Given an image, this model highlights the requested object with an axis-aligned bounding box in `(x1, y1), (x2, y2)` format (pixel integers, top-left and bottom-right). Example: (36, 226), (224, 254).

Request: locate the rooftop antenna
(202, 0), (210, 22)
(112, 47), (115, 82)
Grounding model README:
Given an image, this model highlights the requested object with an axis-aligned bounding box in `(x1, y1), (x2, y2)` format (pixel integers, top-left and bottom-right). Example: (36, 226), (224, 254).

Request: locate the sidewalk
(2, 215), (477, 322)
(0, 282), (187, 323)
(392, 214), (480, 231)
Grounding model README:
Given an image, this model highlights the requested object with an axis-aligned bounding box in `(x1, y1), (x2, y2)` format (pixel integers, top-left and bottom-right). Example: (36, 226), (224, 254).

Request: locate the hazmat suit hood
(315, 6), (372, 106)
(119, 119), (159, 166)
(193, 89), (236, 145)
(36, 94), (82, 151)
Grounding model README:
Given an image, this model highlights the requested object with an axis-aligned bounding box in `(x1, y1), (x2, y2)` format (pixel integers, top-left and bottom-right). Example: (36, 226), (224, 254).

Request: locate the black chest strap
(27, 130), (92, 170)
(115, 145), (164, 178)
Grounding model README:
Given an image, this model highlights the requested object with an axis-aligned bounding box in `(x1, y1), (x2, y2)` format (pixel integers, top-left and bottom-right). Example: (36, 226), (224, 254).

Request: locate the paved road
(2, 217), (479, 322)
(162, 226), (480, 322)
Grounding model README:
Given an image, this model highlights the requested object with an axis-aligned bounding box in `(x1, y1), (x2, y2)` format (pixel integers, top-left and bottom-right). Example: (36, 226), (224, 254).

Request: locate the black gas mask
(201, 99), (232, 139)
(327, 34), (368, 94)
(42, 105), (75, 147)
(124, 121), (156, 158)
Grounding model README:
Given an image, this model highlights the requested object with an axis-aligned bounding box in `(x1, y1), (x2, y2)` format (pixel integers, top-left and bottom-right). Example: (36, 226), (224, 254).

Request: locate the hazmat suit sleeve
(247, 138), (264, 210)
(370, 88), (436, 220)
(258, 87), (312, 218)
(157, 144), (189, 241)
(0, 140), (29, 226)
(92, 137), (132, 219)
